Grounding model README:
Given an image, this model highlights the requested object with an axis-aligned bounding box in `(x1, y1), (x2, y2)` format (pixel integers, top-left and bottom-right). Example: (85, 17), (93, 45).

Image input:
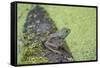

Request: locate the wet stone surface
(22, 5), (73, 63)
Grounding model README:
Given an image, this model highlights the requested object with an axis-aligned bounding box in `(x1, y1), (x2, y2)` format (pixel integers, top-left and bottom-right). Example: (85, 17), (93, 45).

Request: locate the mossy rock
(21, 5), (57, 64)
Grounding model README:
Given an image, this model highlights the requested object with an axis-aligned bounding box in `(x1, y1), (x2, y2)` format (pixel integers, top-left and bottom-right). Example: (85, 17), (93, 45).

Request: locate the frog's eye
(67, 29), (71, 33)
(64, 28), (70, 33)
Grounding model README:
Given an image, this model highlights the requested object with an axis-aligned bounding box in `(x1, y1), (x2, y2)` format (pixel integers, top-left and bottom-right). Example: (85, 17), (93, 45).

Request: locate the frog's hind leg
(44, 42), (62, 54)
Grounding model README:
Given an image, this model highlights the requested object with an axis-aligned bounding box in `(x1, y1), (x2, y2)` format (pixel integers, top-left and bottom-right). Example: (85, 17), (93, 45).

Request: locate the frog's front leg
(44, 40), (62, 54)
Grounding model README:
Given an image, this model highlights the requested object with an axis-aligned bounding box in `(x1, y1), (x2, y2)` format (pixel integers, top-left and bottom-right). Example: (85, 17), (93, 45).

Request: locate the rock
(21, 5), (73, 64)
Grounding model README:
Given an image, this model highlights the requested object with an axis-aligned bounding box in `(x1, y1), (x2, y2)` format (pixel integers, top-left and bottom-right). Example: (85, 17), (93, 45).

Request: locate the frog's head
(61, 27), (71, 39)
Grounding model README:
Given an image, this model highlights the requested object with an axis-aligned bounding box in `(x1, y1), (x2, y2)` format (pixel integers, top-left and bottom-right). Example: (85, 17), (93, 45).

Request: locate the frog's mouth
(64, 29), (70, 39)
(61, 27), (71, 39)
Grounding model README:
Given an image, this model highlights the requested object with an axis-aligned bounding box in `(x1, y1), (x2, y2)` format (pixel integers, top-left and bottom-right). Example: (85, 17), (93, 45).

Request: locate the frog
(43, 28), (73, 62)
(44, 27), (73, 58)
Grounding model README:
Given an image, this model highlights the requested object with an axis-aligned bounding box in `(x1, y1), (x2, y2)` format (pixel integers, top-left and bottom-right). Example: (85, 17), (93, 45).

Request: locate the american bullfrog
(44, 27), (71, 54)
(44, 28), (73, 62)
